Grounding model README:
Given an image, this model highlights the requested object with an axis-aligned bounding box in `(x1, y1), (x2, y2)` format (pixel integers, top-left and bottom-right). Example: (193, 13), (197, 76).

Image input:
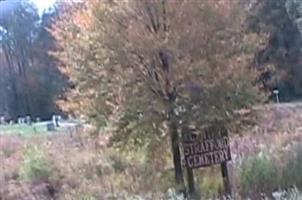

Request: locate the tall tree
(0, 0), (39, 118)
(52, 0), (264, 193)
(0, 1), (66, 119)
(30, 9), (67, 119)
(250, 0), (302, 101)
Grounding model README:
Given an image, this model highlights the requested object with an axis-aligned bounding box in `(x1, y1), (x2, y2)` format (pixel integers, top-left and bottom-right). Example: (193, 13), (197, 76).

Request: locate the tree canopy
(51, 0), (265, 192)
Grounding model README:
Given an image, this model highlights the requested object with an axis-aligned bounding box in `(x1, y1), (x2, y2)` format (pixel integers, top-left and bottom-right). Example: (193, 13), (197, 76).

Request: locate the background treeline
(0, 1), (66, 120)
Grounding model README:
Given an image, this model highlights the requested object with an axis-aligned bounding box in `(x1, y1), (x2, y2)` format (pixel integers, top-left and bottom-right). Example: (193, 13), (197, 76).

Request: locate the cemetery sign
(182, 126), (231, 169)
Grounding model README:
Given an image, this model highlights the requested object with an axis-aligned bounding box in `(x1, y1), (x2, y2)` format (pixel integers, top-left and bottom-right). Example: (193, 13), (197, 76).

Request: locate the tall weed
(240, 153), (279, 197)
(19, 145), (52, 182)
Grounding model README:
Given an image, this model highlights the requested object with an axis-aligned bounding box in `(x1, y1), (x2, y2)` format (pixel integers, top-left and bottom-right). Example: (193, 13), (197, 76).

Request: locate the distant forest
(1, 0), (302, 120)
(0, 1), (66, 120)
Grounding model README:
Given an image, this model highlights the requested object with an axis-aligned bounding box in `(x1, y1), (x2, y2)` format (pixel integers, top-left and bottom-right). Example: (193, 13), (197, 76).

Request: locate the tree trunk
(221, 161), (232, 197)
(157, 45), (185, 194)
(2, 44), (19, 118)
(168, 104), (186, 194)
(18, 50), (32, 115)
(184, 126), (199, 199)
(187, 167), (196, 196)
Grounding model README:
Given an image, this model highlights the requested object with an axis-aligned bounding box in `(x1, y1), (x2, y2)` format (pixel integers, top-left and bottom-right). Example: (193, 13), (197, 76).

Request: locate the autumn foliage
(51, 0), (265, 193)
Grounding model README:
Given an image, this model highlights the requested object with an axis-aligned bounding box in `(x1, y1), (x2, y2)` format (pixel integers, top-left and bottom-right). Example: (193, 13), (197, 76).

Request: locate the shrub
(240, 153), (280, 197)
(19, 145), (52, 182)
(200, 174), (223, 199)
(283, 144), (302, 189)
(107, 151), (128, 173)
(91, 150), (128, 178)
(1, 148), (15, 158)
(272, 187), (302, 200)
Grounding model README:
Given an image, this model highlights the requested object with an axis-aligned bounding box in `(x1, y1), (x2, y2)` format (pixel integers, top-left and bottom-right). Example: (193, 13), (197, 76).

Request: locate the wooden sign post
(182, 126), (232, 196)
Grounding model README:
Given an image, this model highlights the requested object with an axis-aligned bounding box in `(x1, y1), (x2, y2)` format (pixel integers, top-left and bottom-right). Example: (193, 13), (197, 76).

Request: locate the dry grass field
(2, 103), (302, 199)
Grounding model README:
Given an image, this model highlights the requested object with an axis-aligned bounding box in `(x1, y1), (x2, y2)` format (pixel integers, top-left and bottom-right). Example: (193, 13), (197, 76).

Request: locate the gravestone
(19, 117), (26, 124)
(26, 115), (31, 125)
(17, 117), (22, 125)
(52, 115), (60, 127)
(68, 114), (73, 120)
(46, 122), (55, 131)
(0, 116), (5, 125)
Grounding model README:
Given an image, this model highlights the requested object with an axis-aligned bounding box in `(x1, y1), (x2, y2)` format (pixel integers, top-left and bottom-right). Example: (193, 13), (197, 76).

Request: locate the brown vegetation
(1, 103), (302, 199)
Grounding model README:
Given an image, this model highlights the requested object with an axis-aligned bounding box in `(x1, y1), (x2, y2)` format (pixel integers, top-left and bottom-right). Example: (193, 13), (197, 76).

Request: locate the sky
(31, 0), (56, 14)
(0, 0), (58, 21)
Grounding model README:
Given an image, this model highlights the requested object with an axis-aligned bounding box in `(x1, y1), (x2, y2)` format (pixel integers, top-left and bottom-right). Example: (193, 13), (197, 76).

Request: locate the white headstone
(0, 116), (5, 124)
(18, 117), (22, 124)
(26, 115), (31, 125)
(52, 115), (56, 127)
(52, 115), (60, 127)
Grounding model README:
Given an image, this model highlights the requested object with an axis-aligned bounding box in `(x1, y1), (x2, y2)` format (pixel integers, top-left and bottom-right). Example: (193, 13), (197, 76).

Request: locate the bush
(240, 153), (279, 197)
(200, 174), (223, 199)
(283, 144), (302, 189)
(1, 148), (15, 158)
(19, 145), (52, 182)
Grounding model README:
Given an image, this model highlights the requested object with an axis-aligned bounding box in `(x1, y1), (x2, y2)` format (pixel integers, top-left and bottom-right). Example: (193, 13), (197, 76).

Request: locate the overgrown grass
(283, 144), (302, 189)
(239, 153), (279, 197)
(0, 123), (47, 135)
(3, 119), (302, 199)
(19, 145), (52, 182)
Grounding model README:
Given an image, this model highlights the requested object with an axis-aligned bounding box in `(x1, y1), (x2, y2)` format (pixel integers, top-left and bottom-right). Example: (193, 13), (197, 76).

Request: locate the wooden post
(187, 166), (201, 200)
(187, 167), (195, 195)
(221, 161), (232, 197)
